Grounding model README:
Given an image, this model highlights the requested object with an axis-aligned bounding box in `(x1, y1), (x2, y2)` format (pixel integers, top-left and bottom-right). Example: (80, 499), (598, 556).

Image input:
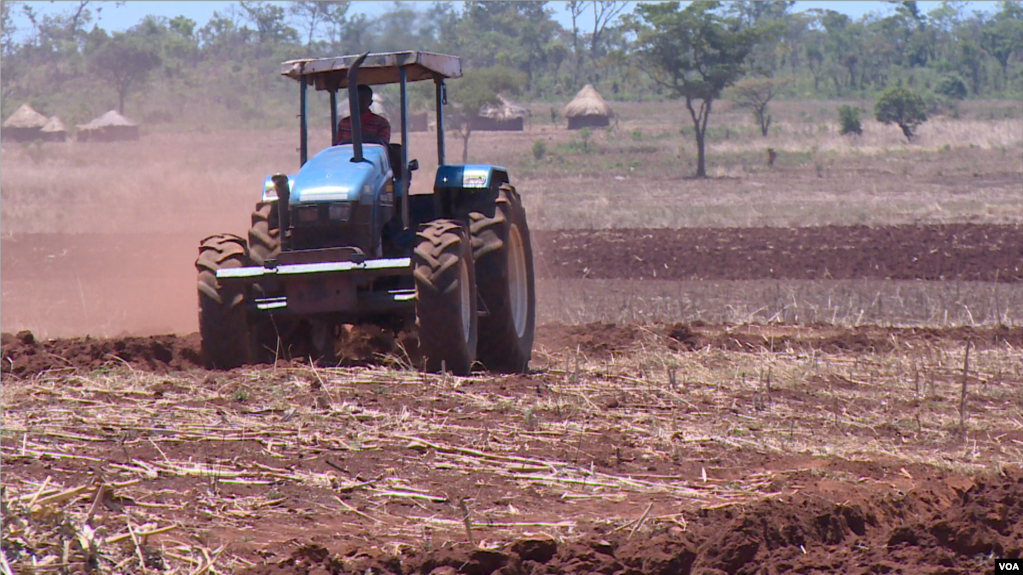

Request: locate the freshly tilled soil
(240, 469), (1023, 575)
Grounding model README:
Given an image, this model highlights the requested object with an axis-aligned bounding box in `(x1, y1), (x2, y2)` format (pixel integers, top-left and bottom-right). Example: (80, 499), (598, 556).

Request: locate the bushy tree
(630, 1), (762, 177)
(837, 104), (862, 135)
(447, 66), (526, 163)
(980, 1), (1023, 87)
(87, 31), (161, 113)
(935, 73), (968, 100)
(874, 86), (927, 141)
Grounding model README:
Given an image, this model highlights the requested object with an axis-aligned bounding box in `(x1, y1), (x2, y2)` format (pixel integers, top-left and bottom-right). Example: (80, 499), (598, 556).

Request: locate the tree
(955, 41), (984, 95)
(587, 1), (628, 74)
(568, 1), (586, 87)
(289, 1), (327, 47)
(447, 66), (526, 163)
(318, 1), (351, 47)
(980, 2), (1023, 87)
(837, 105), (863, 135)
(935, 73), (968, 100)
(88, 31), (161, 113)
(630, 1), (760, 177)
(454, 2), (557, 92)
(728, 1), (794, 76)
(729, 77), (788, 136)
(1, 0), (18, 57)
(874, 86), (927, 141)
(238, 1), (297, 46)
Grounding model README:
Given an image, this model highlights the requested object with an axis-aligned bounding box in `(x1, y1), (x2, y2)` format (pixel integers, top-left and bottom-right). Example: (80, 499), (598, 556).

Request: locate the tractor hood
(289, 144), (391, 203)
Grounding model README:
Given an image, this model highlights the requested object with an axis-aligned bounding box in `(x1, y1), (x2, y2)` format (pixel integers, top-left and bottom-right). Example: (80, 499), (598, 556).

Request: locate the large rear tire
(470, 184), (536, 372)
(248, 201), (280, 266)
(413, 220), (478, 375)
(197, 233), (255, 369)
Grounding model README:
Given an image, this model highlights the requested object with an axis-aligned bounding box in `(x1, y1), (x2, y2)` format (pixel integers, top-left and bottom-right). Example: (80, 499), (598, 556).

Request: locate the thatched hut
(40, 116), (68, 143)
(473, 95), (529, 131)
(563, 84), (614, 130)
(2, 103), (49, 142)
(77, 110), (140, 142)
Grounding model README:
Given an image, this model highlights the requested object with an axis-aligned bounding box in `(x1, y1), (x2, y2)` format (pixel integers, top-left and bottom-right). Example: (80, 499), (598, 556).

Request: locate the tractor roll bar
(399, 66), (410, 231)
(300, 63), (307, 166)
(435, 80), (445, 165)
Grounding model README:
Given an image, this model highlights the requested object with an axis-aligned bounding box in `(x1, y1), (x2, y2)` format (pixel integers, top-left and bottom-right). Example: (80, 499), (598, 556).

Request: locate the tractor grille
(290, 203), (375, 254)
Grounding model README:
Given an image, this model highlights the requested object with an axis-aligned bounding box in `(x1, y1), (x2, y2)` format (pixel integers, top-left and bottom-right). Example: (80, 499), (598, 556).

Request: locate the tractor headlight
(263, 180), (278, 200)
(296, 205), (320, 225)
(328, 202), (352, 222)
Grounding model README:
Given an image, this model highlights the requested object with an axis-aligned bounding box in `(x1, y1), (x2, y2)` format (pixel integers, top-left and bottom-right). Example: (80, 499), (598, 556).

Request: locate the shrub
(935, 73), (968, 100)
(578, 128), (592, 153)
(838, 105), (863, 135)
(874, 87), (928, 141)
(531, 138), (547, 160)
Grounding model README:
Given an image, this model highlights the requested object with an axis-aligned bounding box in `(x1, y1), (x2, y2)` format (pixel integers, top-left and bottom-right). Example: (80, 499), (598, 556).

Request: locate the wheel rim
(508, 224), (528, 338)
(459, 257), (471, 343)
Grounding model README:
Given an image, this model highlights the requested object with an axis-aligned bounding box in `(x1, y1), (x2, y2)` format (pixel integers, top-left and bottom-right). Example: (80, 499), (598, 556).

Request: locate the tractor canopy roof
(282, 51), (462, 92)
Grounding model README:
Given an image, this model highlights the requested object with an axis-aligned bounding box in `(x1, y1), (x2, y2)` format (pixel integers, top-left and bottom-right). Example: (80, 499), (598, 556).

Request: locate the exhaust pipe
(347, 52), (370, 164)
(272, 174), (291, 252)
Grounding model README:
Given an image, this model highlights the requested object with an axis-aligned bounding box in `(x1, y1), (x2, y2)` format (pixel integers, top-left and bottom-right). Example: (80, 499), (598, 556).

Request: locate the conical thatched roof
(480, 95), (530, 122)
(78, 110), (138, 129)
(41, 116), (67, 133)
(3, 103), (49, 129)
(562, 84), (615, 118)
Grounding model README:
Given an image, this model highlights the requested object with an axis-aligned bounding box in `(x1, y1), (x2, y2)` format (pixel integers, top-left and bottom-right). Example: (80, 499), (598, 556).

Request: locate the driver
(335, 84), (391, 145)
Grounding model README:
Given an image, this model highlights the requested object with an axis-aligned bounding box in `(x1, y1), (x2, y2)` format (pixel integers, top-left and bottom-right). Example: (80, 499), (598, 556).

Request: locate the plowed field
(3, 223), (1022, 574)
(3, 224), (1020, 338)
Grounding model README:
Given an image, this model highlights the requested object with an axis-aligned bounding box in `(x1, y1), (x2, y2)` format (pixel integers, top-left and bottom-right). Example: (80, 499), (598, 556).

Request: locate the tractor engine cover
(286, 144), (394, 255)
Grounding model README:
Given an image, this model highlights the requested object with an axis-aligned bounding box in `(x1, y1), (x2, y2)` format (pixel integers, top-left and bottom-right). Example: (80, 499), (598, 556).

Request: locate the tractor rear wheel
(248, 201), (280, 266)
(413, 220), (478, 375)
(197, 233), (255, 369)
(470, 184), (536, 372)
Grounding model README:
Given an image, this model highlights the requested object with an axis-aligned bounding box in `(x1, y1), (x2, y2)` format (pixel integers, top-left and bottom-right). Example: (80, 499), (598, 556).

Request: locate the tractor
(196, 51), (535, 375)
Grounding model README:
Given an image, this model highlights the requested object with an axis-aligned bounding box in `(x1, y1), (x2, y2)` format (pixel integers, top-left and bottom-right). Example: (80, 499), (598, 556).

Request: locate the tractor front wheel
(413, 220), (478, 375)
(470, 184), (536, 372)
(248, 201), (280, 266)
(197, 233), (256, 369)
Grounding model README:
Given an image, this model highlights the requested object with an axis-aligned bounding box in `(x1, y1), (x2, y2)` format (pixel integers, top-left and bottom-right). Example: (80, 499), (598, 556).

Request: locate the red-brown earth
(2, 224), (1020, 338)
(2, 223), (1022, 574)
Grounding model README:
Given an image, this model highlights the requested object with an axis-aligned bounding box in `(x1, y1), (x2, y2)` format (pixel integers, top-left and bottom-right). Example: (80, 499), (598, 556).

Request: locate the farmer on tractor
(335, 84), (390, 145)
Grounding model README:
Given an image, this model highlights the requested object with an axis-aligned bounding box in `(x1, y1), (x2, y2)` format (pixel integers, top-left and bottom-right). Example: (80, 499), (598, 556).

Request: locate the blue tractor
(196, 52), (535, 375)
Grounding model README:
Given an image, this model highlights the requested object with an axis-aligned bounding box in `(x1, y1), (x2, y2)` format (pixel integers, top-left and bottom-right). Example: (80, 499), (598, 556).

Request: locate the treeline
(1, 0), (1021, 131)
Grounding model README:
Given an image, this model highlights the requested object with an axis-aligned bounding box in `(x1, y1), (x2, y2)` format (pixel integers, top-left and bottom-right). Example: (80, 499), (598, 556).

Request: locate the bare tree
(290, 0), (349, 46)
(729, 77), (789, 136)
(289, 1), (326, 47)
(588, 1), (627, 63)
(567, 1), (585, 87)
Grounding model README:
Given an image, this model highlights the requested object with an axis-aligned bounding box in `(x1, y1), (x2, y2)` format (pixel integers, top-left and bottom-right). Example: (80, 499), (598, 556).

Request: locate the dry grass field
(2, 99), (1022, 573)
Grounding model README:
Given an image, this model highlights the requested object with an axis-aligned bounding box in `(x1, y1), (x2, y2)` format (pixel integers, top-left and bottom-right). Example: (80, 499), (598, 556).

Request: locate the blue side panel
(291, 144), (391, 203)
(434, 164), (508, 192)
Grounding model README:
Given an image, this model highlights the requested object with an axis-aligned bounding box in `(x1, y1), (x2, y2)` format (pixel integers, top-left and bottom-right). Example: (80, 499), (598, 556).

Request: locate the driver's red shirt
(335, 112), (391, 145)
